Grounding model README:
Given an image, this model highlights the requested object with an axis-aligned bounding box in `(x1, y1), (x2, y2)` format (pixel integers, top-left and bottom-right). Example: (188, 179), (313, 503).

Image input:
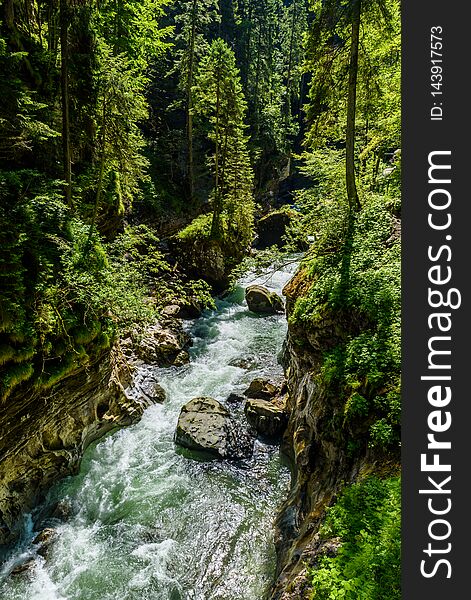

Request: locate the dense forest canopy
(0, 0), (312, 400)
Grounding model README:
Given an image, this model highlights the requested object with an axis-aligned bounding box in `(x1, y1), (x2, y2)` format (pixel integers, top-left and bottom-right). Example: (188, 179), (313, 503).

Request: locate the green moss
(11, 345), (36, 363)
(176, 213), (213, 242)
(1, 362), (35, 400)
(0, 343), (15, 365)
(39, 358), (76, 390)
(71, 321), (102, 345)
(94, 331), (111, 351)
(53, 339), (69, 357)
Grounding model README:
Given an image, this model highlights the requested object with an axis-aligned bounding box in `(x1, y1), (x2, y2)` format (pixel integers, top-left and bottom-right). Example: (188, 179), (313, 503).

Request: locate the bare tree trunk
(346, 0), (361, 212)
(60, 0), (72, 206)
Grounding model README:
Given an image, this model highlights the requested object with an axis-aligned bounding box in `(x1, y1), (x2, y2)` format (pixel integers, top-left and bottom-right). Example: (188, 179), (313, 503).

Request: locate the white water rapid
(0, 260), (299, 600)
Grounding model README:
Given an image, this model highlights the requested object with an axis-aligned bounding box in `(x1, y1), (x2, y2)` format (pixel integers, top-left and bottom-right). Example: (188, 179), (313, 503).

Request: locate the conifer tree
(305, 0), (399, 210)
(173, 0), (220, 200)
(193, 38), (254, 246)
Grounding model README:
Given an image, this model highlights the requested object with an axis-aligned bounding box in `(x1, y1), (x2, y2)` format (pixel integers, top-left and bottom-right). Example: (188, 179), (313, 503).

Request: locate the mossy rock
(245, 285), (284, 314)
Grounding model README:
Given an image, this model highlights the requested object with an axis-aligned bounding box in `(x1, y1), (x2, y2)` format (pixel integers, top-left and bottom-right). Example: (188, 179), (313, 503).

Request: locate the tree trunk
(284, 0), (297, 126)
(253, 23), (262, 131)
(211, 64), (222, 239)
(187, 0), (197, 201)
(60, 0), (72, 206)
(346, 0), (361, 212)
(84, 101), (107, 256)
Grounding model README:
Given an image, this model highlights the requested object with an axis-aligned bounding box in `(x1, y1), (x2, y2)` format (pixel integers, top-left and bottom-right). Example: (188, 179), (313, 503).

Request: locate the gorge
(0, 0), (401, 597)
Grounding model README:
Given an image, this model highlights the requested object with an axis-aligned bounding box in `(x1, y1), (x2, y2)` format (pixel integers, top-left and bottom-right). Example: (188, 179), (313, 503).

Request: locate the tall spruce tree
(193, 38), (254, 246)
(173, 0), (220, 200)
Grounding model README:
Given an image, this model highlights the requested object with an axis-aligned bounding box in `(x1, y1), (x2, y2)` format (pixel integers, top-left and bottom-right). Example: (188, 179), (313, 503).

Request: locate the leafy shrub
(309, 477), (401, 600)
(286, 149), (400, 450)
(0, 173), (214, 400)
(177, 214), (213, 242)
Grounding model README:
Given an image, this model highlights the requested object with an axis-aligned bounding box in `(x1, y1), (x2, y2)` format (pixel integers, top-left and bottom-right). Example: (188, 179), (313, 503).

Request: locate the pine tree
(193, 38), (254, 247)
(85, 44), (149, 249)
(172, 0), (220, 200)
(280, 0), (308, 130)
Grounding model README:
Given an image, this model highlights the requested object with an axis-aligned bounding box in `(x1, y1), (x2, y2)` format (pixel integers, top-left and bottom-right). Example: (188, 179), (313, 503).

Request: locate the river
(0, 260), (298, 600)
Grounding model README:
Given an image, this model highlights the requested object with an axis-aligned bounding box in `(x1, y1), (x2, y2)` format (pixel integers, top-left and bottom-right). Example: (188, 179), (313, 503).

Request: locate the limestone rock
(226, 393), (246, 405)
(228, 356), (258, 370)
(254, 210), (295, 250)
(50, 500), (73, 522)
(10, 558), (36, 577)
(244, 377), (278, 400)
(136, 322), (191, 366)
(245, 285), (284, 314)
(244, 398), (288, 439)
(177, 297), (204, 320)
(173, 350), (190, 366)
(175, 397), (253, 459)
(161, 305), (181, 318)
(143, 380), (167, 403)
(0, 346), (148, 547)
(171, 237), (230, 292)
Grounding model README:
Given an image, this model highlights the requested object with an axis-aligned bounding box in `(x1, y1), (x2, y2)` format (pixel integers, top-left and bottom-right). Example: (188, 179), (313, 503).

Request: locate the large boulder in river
(244, 377), (278, 400)
(244, 398), (288, 440)
(175, 397), (253, 459)
(135, 322), (191, 366)
(245, 285), (284, 315)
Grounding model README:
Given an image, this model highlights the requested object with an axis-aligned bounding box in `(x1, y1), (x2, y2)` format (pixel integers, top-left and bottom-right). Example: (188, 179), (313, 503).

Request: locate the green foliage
(193, 38), (255, 250)
(288, 149), (400, 450)
(232, 0), (308, 159)
(305, 0), (401, 195)
(0, 363), (35, 401)
(0, 35), (59, 161)
(0, 178), (214, 399)
(309, 477), (401, 600)
(94, 0), (173, 70)
(177, 213), (213, 242)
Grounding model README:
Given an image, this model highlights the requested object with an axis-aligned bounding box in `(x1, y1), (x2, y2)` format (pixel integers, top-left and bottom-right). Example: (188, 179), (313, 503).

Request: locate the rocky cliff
(270, 262), (400, 599)
(0, 346), (149, 548)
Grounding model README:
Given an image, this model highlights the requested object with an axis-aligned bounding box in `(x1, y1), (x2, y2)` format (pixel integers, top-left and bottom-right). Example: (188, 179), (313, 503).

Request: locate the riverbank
(0, 261), (297, 600)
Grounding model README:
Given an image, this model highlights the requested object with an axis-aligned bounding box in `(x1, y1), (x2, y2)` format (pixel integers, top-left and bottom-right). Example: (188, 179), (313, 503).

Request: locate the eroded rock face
(172, 237), (230, 292)
(269, 269), (399, 600)
(130, 372), (167, 404)
(244, 399), (288, 439)
(0, 347), (150, 547)
(243, 377), (288, 439)
(254, 210), (296, 250)
(135, 322), (191, 366)
(175, 397), (253, 459)
(245, 285), (284, 315)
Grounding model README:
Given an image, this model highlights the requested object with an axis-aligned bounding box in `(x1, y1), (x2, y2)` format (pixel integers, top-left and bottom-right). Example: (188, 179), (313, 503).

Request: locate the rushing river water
(0, 261), (299, 600)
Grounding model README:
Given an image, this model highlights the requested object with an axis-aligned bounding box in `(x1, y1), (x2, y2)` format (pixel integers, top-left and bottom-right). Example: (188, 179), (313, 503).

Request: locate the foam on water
(0, 258), (300, 600)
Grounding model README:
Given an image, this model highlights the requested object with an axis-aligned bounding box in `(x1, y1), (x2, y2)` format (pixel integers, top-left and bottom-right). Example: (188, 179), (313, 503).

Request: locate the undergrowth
(309, 477), (401, 600)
